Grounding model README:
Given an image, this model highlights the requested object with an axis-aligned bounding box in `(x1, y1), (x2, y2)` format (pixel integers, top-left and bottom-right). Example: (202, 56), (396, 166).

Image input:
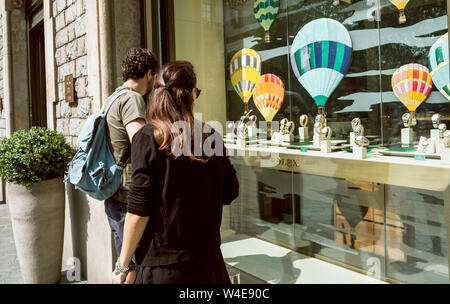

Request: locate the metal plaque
(65, 74), (75, 103)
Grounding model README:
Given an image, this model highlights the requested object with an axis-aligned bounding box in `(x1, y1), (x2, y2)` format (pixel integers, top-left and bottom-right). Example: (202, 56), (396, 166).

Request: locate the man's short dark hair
(122, 48), (159, 81)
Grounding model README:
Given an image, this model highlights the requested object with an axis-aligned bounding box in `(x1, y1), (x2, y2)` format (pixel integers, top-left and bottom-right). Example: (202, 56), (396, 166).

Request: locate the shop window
(148, 0), (450, 284)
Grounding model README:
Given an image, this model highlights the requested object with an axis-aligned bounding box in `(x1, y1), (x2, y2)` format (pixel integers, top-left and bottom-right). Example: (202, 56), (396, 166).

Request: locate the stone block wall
(53, 0), (90, 147)
(0, 13), (5, 140)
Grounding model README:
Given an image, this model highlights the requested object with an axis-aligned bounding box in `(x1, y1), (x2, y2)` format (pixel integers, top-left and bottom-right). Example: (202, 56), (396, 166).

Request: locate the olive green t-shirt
(106, 86), (147, 203)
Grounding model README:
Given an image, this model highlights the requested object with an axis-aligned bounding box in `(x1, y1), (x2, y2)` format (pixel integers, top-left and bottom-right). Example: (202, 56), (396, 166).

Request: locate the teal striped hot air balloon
(254, 0), (280, 43)
(290, 18), (353, 111)
(428, 33), (450, 101)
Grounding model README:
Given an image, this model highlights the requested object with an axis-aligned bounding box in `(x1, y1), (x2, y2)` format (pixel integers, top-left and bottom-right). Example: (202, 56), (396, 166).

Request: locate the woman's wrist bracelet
(114, 259), (130, 274)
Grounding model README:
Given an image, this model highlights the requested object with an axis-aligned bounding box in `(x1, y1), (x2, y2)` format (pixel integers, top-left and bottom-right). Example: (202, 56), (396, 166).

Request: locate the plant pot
(6, 177), (65, 284)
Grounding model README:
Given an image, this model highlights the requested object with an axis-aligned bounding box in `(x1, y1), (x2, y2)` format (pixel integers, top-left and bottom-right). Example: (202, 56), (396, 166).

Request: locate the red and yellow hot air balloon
(253, 74), (285, 122)
(392, 63), (433, 125)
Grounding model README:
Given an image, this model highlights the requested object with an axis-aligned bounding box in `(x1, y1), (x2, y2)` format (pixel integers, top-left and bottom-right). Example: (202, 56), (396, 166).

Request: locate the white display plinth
(436, 138), (445, 154)
(298, 127), (309, 141)
(426, 138), (436, 154)
(442, 147), (450, 163)
(271, 132), (282, 145)
(401, 128), (413, 145)
(321, 140), (331, 153)
(350, 132), (356, 150)
(282, 134), (294, 143)
(313, 133), (321, 147)
(226, 133), (235, 142)
(353, 145), (367, 160)
(236, 138), (247, 148)
(430, 129), (440, 141)
(248, 126), (257, 140)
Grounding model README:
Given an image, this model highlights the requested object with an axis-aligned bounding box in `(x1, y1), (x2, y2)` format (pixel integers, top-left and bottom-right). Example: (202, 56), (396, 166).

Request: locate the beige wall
(173, 0), (227, 129)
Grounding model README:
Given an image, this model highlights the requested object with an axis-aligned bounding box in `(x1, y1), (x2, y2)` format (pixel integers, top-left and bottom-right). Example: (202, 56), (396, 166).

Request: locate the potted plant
(0, 127), (74, 284)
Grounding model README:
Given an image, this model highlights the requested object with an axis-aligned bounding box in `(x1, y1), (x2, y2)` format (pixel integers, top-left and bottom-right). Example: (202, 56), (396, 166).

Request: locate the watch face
(351, 118), (361, 130)
(402, 113), (411, 127)
(432, 113), (441, 128)
(354, 124), (364, 136)
(299, 114), (308, 127)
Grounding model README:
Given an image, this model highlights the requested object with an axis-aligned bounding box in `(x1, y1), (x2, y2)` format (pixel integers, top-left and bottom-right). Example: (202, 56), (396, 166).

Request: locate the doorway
(27, 0), (47, 128)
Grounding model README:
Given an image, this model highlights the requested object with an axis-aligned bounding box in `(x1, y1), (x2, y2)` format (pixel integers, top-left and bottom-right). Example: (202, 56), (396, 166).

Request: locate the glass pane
(168, 0), (450, 284)
(173, 0), (227, 125)
(379, 0), (449, 147)
(286, 0), (382, 144)
(221, 164), (298, 284)
(294, 173), (387, 282)
(385, 186), (448, 283)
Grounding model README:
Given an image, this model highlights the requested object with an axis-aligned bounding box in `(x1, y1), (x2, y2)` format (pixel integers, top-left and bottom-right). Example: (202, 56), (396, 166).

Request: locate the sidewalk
(0, 204), (88, 284)
(0, 204), (23, 284)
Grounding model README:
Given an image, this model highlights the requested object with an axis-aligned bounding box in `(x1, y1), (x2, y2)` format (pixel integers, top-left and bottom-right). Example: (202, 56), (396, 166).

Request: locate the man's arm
(125, 118), (146, 143)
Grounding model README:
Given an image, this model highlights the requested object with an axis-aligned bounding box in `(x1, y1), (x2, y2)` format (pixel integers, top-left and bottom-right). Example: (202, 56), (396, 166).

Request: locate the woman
(112, 61), (239, 284)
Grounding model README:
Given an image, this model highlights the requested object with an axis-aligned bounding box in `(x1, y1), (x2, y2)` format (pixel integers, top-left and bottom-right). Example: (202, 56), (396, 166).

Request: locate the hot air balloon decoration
(332, 0), (351, 6)
(230, 48), (262, 115)
(392, 64), (433, 145)
(389, 0), (409, 24)
(254, 0), (280, 43)
(253, 74), (285, 138)
(429, 33), (450, 101)
(290, 18), (353, 131)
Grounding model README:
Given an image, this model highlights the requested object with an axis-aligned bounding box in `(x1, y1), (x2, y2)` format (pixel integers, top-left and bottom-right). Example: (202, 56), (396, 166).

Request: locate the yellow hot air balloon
(230, 48), (262, 114)
(390, 0), (410, 24)
(253, 74), (285, 122)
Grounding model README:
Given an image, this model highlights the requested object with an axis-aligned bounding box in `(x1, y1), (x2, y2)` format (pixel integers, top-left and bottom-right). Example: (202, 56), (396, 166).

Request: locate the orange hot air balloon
(253, 74), (285, 122)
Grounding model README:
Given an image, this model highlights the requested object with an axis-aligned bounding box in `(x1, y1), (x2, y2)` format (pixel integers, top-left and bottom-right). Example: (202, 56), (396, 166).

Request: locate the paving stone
(0, 205), (87, 284)
(0, 205), (22, 284)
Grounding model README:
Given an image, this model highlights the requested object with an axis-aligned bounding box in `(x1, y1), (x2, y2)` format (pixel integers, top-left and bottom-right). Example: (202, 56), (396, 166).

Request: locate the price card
(414, 154), (426, 161)
(301, 148), (308, 152)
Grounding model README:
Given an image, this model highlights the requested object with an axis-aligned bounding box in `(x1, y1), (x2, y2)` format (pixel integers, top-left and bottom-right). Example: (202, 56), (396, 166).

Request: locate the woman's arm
(119, 213), (149, 269)
(113, 127), (157, 284)
(113, 213), (148, 284)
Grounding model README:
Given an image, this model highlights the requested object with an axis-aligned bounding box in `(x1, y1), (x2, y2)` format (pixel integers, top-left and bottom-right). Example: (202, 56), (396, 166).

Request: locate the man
(105, 48), (159, 284)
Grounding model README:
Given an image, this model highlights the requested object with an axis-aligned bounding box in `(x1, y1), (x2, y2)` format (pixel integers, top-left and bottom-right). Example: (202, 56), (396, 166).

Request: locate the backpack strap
(101, 89), (132, 116)
(117, 145), (131, 168)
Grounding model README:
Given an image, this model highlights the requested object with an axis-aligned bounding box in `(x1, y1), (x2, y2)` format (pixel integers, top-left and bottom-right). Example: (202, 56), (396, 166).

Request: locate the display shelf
(220, 233), (386, 284)
(225, 143), (450, 192)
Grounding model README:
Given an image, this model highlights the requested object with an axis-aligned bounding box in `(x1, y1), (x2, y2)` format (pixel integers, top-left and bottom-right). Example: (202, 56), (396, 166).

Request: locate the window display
(165, 0), (450, 284)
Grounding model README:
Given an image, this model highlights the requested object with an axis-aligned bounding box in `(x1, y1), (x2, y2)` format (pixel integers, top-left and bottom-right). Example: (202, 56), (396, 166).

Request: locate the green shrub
(0, 127), (75, 188)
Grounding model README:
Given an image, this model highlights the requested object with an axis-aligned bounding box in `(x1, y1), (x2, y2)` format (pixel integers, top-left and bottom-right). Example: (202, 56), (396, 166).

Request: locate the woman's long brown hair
(147, 61), (207, 162)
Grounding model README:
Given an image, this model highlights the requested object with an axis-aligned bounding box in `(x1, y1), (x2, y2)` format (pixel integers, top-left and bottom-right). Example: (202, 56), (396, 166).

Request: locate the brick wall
(53, 0), (90, 147)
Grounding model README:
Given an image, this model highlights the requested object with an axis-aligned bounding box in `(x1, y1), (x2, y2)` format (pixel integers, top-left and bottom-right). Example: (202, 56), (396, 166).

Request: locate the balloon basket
(267, 121), (273, 140)
(265, 32), (270, 43)
(317, 106), (326, 116)
(406, 111), (417, 127)
(399, 10), (406, 24)
(244, 103), (250, 116)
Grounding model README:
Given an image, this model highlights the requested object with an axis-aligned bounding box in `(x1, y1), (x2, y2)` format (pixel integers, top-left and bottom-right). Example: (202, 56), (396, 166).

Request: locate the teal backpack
(65, 89), (131, 200)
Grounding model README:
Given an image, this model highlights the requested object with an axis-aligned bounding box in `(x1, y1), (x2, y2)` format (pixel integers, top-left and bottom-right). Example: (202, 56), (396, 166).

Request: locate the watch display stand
(353, 145), (367, 160)
(401, 128), (413, 146)
(298, 127), (309, 141)
(321, 139), (332, 153)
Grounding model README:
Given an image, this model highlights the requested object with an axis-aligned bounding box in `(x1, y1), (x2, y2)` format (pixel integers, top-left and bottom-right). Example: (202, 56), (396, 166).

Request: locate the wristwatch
(114, 260), (130, 275)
